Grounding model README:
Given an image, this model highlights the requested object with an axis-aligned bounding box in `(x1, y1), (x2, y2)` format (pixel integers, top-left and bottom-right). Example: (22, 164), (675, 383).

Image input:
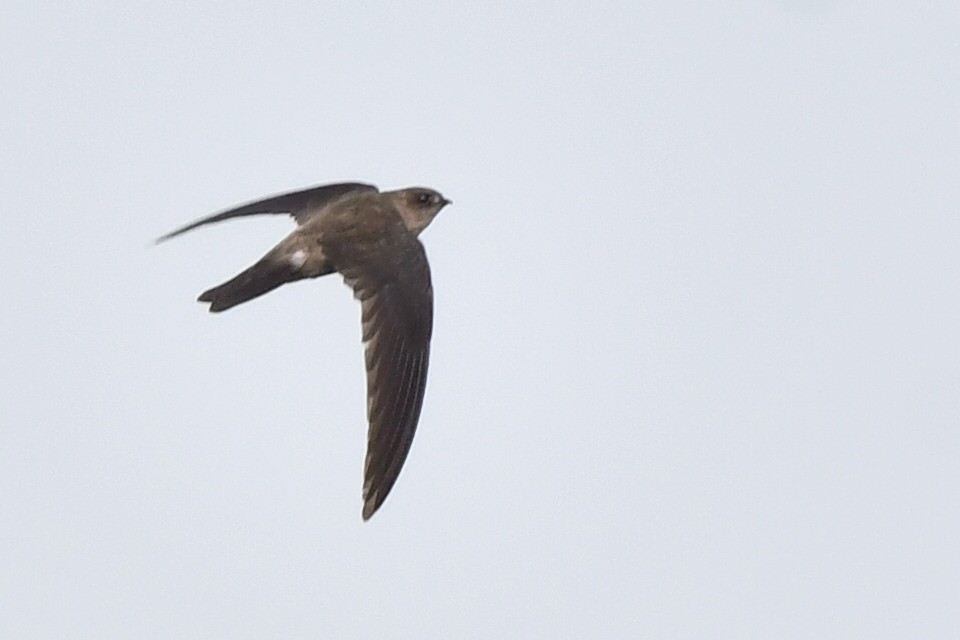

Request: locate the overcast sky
(2, 2), (958, 638)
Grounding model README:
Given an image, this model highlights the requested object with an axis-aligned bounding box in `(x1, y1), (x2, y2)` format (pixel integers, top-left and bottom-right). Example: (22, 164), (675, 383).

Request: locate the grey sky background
(2, 2), (957, 638)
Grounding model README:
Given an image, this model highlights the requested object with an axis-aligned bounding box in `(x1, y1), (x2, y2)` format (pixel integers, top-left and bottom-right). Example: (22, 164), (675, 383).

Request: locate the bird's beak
(442, 198), (453, 206)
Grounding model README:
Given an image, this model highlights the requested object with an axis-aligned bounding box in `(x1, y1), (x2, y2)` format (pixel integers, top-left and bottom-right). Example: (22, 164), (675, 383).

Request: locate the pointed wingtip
(155, 226), (190, 244)
(362, 496), (380, 521)
(154, 226), (188, 244)
(155, 217), (213, 244)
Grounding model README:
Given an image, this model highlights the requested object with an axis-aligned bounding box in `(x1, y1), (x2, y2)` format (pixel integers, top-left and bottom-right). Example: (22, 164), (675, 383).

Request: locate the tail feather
(199, 259), (299, 312)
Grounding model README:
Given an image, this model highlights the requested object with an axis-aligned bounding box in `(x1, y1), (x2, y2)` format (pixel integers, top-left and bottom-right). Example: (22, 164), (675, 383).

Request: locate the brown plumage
(158, 182), (451, 520)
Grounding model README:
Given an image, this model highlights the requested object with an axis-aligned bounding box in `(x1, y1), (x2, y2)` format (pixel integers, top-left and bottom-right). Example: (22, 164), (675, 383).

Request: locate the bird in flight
(158, 182), (451, 520)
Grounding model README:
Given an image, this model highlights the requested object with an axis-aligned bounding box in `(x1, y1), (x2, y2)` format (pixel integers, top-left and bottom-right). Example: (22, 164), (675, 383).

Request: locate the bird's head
(391, 187), (452, 234)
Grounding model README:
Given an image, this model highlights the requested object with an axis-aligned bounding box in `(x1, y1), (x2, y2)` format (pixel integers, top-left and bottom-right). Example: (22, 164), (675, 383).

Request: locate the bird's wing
(333, 233), (434, 520)
(156, 182), (378, 242)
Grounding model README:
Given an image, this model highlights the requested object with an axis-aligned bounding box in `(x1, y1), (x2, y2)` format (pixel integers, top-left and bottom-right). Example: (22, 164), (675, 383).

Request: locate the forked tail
(198, 258), (299, 312)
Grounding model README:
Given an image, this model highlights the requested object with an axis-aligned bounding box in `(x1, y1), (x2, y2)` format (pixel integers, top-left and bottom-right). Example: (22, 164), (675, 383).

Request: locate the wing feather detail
(335, 236), (433, 520)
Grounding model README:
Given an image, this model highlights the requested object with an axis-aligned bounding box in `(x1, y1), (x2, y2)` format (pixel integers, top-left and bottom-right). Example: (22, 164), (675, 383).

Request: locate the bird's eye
(417, 192), (433, 205)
